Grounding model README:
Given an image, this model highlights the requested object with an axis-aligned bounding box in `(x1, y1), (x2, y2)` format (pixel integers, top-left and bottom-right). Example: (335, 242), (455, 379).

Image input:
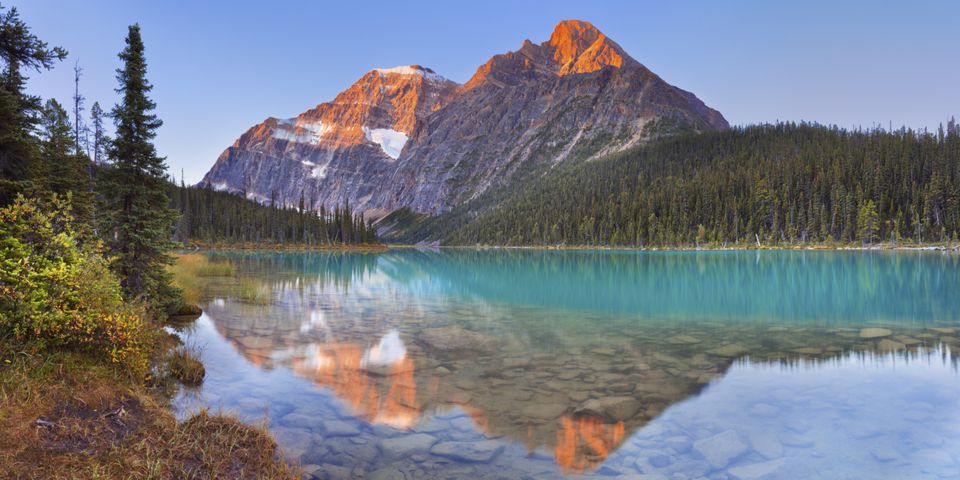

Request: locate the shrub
(169, 346), (205, 386)
(0, 196), (148, 372)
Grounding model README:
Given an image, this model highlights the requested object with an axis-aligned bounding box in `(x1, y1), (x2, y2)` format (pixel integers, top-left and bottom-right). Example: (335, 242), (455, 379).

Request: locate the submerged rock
(270, 427), (313, 460)
(748, 430), (783, 460)
(706, 343), (749, 358)
(727, 458), (787, 480)
(667, 335), (702, 345)
(692, 430), (748, 469)
(323, 419), (361, 437)
(876, 339), (905, 351)
(380, 433), (437, 460)
(302, 463), (351, 480)
(522, 401), (568, 422)
(430, 440), (504, 462)
(418, 326), (498, 354)
(575, 396), (642, 421)
(858, 327), (892, 339)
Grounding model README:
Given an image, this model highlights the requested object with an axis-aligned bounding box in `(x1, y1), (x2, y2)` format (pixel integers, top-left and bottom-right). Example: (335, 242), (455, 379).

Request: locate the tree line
(448, 122), (960, 247)
(169, 182), (377, 245)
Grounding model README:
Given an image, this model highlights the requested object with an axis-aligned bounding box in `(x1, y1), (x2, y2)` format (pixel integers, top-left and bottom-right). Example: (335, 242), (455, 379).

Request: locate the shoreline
(182, 241), (389, 252)
(182, 240), (960, 254)
(393, 242), (960, 252)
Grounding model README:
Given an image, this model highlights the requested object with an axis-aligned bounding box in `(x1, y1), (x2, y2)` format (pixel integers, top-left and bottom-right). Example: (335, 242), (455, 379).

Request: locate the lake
(171, 249), (960, 479)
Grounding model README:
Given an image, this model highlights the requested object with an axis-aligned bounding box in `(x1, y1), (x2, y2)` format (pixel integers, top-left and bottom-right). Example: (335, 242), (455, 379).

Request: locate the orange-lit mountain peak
(548, 19), (636, 75)
(461, 19), (639, 91)
(548, 19), (603, 60)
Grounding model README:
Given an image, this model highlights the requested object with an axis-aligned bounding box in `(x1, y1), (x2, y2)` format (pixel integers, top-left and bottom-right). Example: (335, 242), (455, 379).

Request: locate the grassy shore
(0, 248), (299, 479)
(0, 339), (298, 479)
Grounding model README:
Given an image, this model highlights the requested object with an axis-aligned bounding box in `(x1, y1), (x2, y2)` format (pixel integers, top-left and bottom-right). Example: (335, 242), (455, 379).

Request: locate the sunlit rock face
(201, 20), (728, 216)
(199, 65), (459, 211)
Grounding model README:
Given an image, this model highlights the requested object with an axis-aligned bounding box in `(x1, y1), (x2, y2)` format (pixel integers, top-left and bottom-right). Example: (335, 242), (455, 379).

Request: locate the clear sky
(12, 0), (960, 183)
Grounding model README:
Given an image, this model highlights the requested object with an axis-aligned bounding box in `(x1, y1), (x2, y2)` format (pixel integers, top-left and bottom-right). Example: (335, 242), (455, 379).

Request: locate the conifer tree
(0, 3), (67, 204)
(89, 101), (108, 165)
(72, 60), (88, 156)
(857, 199), (879, 245)
(98, 24), (178, 308)
(37, 99), (93, 224)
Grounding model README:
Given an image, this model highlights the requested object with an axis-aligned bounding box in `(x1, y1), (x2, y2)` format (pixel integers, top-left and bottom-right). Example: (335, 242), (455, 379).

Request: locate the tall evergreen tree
(857, 199), (879, 245)
(89, 101), (108, 165)
(0, 3), (67, 204)
(71, 60), (88, 156)
(98, 24), (178, 308)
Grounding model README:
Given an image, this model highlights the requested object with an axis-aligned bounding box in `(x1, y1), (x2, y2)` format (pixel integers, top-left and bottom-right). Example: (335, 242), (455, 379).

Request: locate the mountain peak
(463, 19), (639, 90)
(548, 19), (602, 53)
(547, 19), (636, 75)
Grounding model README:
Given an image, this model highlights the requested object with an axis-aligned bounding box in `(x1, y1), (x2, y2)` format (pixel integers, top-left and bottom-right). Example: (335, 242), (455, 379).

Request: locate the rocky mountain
(200, 20), (728, 217)
(200, 65), (459, 209)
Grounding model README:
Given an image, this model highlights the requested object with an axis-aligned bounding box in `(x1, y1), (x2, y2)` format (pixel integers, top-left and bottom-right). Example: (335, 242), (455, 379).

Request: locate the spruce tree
(857, 200), (879, 245)
(89, 101), (108, 165)
(98, 24), (178, 309)
(37, 99), (93, 224)
(0, 4), (67, 204)
(71, 60), (88, 156)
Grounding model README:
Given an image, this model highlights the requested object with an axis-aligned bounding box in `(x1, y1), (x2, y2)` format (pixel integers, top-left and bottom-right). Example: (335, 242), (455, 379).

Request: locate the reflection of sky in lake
(173, 250), (960, 479)
(605, 347), (960, 479)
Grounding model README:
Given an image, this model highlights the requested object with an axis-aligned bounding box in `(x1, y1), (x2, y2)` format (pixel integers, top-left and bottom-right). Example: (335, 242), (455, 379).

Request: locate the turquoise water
(172, 249), (960, 479)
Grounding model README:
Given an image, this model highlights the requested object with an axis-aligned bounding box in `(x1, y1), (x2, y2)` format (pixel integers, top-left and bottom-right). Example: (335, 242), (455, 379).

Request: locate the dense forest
(169, 183), (377, 245)
(443, 122), (960, 247)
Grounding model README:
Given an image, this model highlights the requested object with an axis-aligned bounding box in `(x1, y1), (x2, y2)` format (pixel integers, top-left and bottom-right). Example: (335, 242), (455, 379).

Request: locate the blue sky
(12, 0), (960, 183)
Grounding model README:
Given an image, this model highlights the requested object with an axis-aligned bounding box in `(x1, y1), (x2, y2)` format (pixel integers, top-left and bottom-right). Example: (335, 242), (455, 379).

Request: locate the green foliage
(169, 184), (378, 245)
(857, 199), (879, 245)
(0, 3), (67, 204)
(97, 24), (179, 310)
(89, 101), (109, 165)
(0, 196), (148, 372)
(445, 123), (960, 247)
(36, 98), (94, 225)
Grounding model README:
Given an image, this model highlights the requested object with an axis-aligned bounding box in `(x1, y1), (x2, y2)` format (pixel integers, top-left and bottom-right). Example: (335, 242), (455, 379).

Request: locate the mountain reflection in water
(172, 250), (960, 479)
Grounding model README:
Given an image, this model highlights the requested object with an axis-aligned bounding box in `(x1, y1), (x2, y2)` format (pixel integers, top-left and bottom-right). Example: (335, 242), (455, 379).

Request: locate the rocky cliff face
(200, 65), (458, 209)
(201, 20), (728, 215)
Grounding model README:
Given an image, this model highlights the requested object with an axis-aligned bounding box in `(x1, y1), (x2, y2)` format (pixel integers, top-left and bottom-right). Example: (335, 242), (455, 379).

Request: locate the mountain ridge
(200, 19), (728, 217)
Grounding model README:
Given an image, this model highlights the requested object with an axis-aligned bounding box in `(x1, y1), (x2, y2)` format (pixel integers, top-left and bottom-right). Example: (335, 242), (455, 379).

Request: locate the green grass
(168, 347), (205, 386)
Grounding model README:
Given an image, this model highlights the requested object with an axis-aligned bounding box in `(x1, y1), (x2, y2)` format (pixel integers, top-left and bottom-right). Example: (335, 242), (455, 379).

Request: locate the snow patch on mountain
(362, 127), (408, 159)
(375, 65), (448, 83)
(272, 120), (331, 144)
(311, 164), (329, 179)
(301, 159), (329, 179)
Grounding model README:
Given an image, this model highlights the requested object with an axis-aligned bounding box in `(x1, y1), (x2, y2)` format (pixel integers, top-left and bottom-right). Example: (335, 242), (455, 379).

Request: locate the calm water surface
(172, 249), (960, 479)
